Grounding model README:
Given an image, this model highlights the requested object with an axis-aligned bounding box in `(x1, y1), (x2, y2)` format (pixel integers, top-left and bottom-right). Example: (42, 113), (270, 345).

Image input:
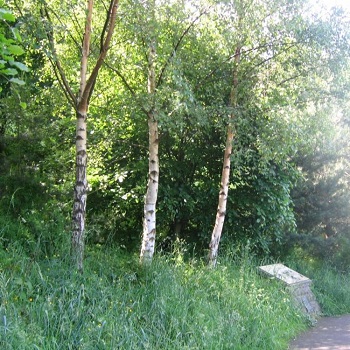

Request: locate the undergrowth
(286, 254), (350, 316)
(0, 242), (310, 350)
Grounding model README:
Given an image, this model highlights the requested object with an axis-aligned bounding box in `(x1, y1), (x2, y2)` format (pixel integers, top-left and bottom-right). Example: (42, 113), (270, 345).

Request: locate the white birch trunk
(72, 105), (88, 272)
(140, 37), (159, 264)
(208, 125), (234, 266)
(71, 0), (93, 272)
(140, 110), (159, 263)
(43, 0), (119, 272)
(208, 46), (241, 267)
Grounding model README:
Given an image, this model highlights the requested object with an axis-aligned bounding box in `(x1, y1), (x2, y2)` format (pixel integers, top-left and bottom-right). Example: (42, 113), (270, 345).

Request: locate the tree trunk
(140, 37), (159, 264)
(140, 110), (159, 263)
(208, 46), (241, 267)
(72, 104), (88, 272)
(42, 0), (119, 272)
(71, 0), (93, 273)
(208, 125), (234, 266)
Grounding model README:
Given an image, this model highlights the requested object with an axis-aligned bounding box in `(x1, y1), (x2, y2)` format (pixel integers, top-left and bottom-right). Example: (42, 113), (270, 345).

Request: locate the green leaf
(0, 9), (15, 22)
(7, 45), (24, 56)
(10, 61), (29, 72)
(11, 27), (22, 42)
(9, 77), (25, 85)
(19, 102), (27, 109)
(2, 68), (17, 75)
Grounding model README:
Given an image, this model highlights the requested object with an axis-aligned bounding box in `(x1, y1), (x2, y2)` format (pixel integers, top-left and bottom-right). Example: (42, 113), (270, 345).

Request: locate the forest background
(1, 0), (350, 348)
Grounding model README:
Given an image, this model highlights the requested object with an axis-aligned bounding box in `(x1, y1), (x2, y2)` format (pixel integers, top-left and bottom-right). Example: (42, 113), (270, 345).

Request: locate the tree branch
(81, 0), (119, 106)
(41, 4), (77, 107)
(100, 0), (114, 52)
(105, 62), (149, 116)
(86, 0), (115, 104)
(104, 62), (135, 96)
(78, 0), (93, 102)
(276, 73), (304, 87)
(47, 5), (81, 51)
(48, 57), (76, 108)
(194, 40), (299, 92)
(156, 8), (210, 88)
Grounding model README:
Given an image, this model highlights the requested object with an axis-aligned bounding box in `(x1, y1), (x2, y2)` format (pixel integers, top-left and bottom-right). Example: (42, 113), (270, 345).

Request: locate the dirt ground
(289, 314), (350, 350)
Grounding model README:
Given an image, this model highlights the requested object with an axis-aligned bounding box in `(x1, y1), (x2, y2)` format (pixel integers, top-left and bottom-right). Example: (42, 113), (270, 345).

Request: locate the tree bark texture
(72, 106), (88, 272)
(71, 0), (119, 272)
(208, 46), (241, 267)
(140, 39), (159, 264)
(208, 125), (234, 267)
(42, 0), (119, 272)
(140, 111), (159, 263)
(71, 0), (92, 273)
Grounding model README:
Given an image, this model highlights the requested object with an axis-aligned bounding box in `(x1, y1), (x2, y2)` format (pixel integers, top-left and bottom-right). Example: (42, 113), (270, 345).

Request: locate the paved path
(290, 315), (350, 350)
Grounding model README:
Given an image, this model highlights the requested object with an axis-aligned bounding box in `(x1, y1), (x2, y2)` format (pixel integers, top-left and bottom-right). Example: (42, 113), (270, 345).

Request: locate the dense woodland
(1, 0), (350, 269)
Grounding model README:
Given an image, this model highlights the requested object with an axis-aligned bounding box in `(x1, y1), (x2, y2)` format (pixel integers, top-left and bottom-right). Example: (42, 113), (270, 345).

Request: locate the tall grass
(286, 254), (350, 316)
(0, 243), (308, 350)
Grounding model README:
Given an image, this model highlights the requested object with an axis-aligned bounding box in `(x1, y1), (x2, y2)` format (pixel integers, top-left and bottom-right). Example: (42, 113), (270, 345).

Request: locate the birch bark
(41, 0), (120, 272)
(208, 46), (241, 267)
(140, 38), (159, 264)
(71, 0), (119, 272)
(122, 1), (205, 263)
(71, 0), (92, 273)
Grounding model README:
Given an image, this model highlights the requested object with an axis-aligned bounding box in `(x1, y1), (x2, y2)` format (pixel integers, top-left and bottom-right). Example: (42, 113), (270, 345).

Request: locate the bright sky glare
(313, 0), (350, 12)
(326, 0), (350, 10)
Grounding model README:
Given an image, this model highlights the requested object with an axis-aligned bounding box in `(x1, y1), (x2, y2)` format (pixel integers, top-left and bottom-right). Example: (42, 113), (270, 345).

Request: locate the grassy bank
(287, 255), (350, 317)
(0, 244), (309, 349)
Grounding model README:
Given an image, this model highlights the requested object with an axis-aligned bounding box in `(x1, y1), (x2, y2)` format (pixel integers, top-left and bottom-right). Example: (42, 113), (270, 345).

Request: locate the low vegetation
(287, 253), (350, 317)
(0, 238), (348, 349)
(0, 244), (306, 349)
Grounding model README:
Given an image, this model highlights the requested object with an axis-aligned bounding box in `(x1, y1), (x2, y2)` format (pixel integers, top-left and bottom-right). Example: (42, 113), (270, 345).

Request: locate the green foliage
(287, 255), (350, 316)
(2, 0), (350, 264)
(0, 246), (309, 349)
(216, 107), (300, 254)
(0, 6), (28, 89)
(285, 107), (350, 270)
(0, 202), (69, 259)
(0, 82), (73, 220)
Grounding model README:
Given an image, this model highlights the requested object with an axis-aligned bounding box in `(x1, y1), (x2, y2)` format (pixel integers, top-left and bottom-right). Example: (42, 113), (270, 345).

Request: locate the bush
(0, 203), (70, 259)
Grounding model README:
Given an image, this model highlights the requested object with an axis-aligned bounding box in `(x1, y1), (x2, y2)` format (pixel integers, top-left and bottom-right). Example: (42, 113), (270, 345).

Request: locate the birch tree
(140, 2), (209, 263)
(205, 0), (350, 262)
(139, 0), (159, 263)
(106, 0), (208, 263)
(206, 0), (308, 263)
(208, 46), (241, 267)
(41, 0), (119, 271)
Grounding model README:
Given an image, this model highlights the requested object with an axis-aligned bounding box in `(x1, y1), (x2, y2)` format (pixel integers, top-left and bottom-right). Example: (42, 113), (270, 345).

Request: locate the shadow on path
(290, 315), (350, 350)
